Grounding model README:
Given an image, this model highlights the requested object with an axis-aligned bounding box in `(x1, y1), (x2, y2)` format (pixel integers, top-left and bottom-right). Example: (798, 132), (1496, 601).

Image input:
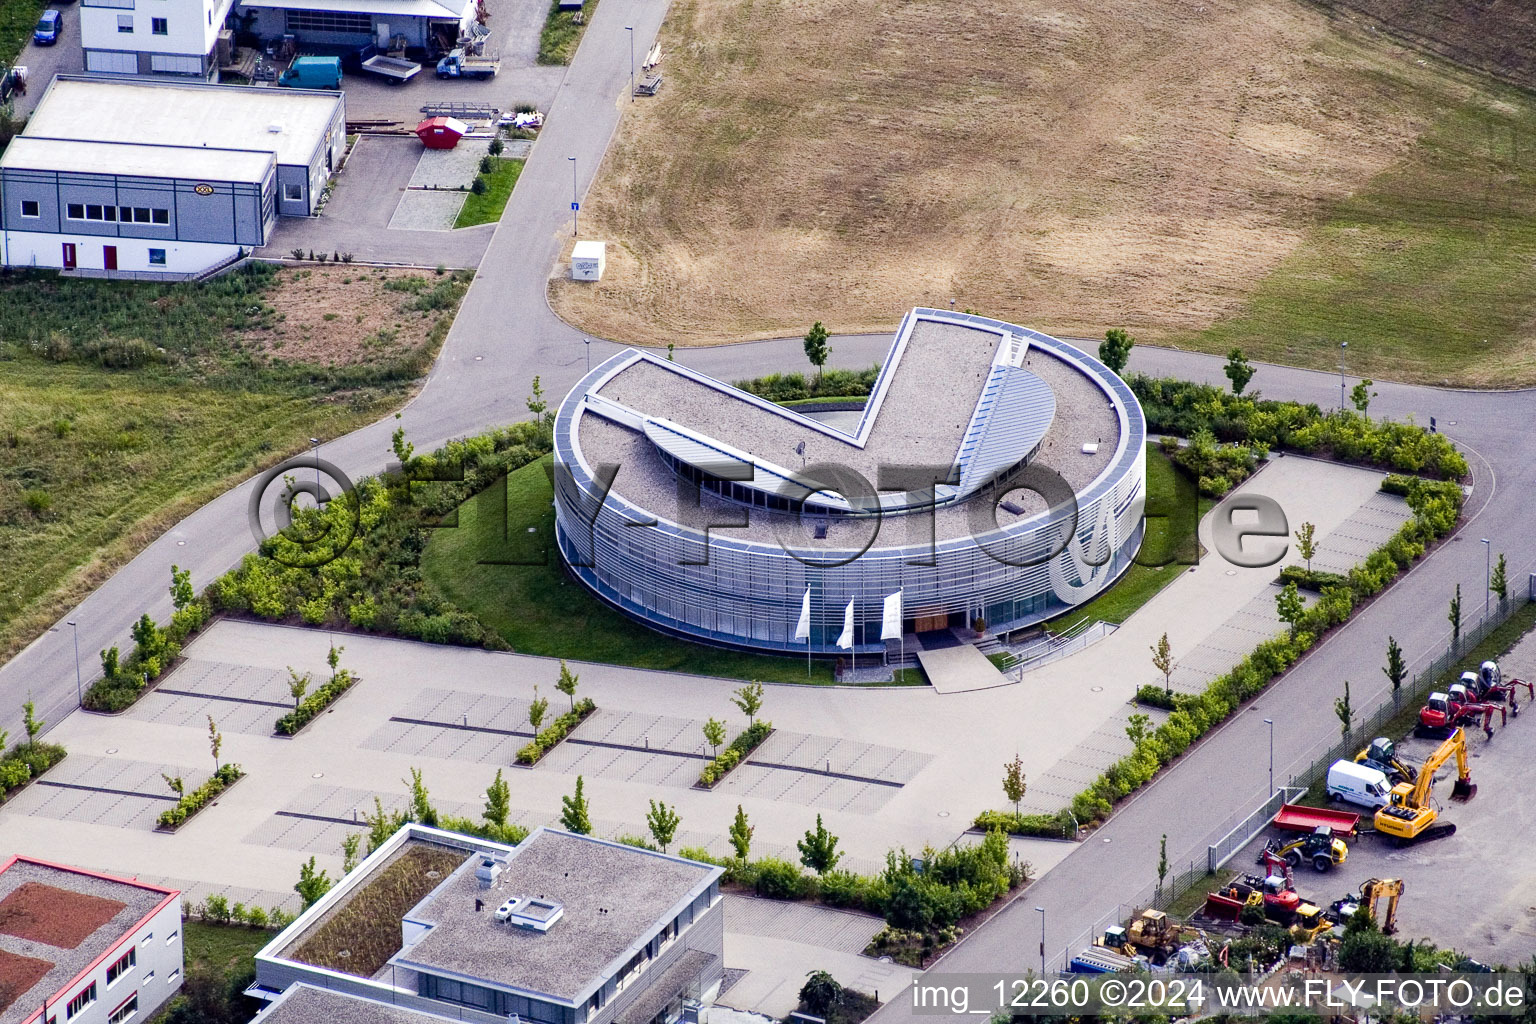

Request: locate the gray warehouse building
(0, 76), (344, 276)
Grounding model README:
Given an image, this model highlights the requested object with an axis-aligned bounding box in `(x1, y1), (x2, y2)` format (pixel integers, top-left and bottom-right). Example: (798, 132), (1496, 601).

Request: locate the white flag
(836, 599), (855, 649)
(881, 590), (903, 641)
(794, 588), (811, 640)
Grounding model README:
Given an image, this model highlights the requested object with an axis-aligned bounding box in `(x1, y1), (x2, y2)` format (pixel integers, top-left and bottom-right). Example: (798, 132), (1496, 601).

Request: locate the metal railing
(1002, 619), (1117, 677)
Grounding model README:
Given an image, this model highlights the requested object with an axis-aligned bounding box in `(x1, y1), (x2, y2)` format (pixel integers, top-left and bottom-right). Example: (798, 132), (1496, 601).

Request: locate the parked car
(279, 56), (342, 89)
(1326, 760), (1391, 810)
(34, 9), (63, 46)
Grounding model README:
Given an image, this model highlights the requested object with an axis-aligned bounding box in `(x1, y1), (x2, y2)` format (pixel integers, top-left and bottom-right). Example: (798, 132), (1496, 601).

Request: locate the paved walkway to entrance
(918, 644), (1009, 693)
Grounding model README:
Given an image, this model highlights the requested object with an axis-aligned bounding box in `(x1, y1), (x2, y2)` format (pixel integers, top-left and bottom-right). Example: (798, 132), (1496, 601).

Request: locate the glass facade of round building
(552, 309), (1147, 654)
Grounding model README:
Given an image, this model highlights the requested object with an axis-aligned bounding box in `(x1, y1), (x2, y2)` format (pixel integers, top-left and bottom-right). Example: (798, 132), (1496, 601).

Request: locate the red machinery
(1471, 661), (1534, 715)
(1418, 689), (1505, 740)
(1272, 802), (1360, 837)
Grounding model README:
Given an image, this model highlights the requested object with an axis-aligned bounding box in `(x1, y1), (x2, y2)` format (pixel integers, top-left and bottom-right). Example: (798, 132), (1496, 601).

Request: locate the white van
(1326, 760), (1391, 809)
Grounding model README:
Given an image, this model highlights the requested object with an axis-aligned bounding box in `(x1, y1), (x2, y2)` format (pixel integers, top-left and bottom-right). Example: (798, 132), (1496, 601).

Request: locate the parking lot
(1231, 622), (1536, 966)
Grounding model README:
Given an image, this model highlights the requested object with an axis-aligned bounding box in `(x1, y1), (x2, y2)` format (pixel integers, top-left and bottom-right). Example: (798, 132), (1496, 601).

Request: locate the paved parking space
(387, 190), (469, 231)
(125, 658), (310, 736)
(10, 754), (195, 831)
(724, 895), (885, 953)
(409, 140), (492, 188)
(752, 731), (932, 784)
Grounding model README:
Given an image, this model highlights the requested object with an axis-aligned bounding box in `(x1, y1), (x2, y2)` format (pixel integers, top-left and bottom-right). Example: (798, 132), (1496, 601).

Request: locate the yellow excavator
(1372, 728), (1475, 845)
(1361, 878), (1405, 935)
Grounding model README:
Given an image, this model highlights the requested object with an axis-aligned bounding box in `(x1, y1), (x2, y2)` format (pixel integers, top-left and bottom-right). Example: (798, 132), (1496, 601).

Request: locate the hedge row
(970, 809), (1077, 839)
(0, 743), (67, 802)
(677, 827), (1022, 935)
(698, 721), (772, 787)
(732, 367), (881, 403)
(275, 670), (359, 735)
(1072, 476), (1465, 824)
(1166, 429), (1265, 497)
(1130, 375), (1469, 479)
(158, 763), (244, 830)
(515, 698), (597, 765)
(83, 600), (211, 712)
(1278, 565), (1350, 592)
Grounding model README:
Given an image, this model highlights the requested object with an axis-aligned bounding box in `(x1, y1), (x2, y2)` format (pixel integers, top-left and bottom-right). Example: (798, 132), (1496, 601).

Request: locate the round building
(552, 309), (1147, 656)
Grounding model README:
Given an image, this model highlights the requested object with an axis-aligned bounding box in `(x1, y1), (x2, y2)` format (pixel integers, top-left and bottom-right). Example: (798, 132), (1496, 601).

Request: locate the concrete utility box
(571, 240), (606, 281)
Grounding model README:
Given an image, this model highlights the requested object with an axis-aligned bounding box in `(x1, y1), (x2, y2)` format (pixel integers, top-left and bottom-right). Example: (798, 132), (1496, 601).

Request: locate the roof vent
(495, 896), (565, 932)
(267, 124), (283, 134)
(475, 856), (502, 889)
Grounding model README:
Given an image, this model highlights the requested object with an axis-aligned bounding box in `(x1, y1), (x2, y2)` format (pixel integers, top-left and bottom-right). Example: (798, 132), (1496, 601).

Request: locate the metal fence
(1040, 584), (1533, 972)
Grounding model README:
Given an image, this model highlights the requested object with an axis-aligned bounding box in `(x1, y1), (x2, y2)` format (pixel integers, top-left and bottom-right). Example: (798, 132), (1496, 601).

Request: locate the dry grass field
(551, 0), (1536, 385)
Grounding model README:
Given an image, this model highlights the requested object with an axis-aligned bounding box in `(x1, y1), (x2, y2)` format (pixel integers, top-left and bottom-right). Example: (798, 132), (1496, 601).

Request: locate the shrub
(1279, 566), (1349, 592)
(515, 697), (597, 764)
(971, 809), (1075, 839)
(157, 765), (245, 829)
(754, 858), (813, 900)
(470, 176), (488, 195)
(698, 720), (772, 787)
(275, 670), (359, 735)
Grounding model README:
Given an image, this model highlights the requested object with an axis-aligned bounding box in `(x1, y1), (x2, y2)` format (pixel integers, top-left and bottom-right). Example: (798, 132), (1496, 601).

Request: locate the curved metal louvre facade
(552, 319), (1147, 654)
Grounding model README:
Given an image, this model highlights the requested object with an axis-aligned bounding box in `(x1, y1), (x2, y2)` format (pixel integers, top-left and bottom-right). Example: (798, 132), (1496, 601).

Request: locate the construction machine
(1472, 661), (1534, 714)
(1333, 878), (1405, 935)
(1373, 728), (1475, 845)
(1417, 690), (1504, 740)
(1354, 736), (1417, 785)
(1260, 826), (1348, 873)
(1099, 910), (1181, 964)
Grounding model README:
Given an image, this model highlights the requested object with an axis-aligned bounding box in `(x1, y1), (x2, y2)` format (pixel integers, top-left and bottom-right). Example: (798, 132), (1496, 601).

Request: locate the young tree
(1449, 584), (1462, 650)
(22, 696), (42, 746)
(287, 667), (311, 708)
(1125, 712), (1151, 747)
(1223, 348), (1255, 395)
(555, 660), (580, 712)
(364, 797), (408, 854)
(1002, 753), (1026, 818)
(391, 412), (416, 471)
(561, 775), (592, 834)
(1275, 582), (1305, 638)
(1157, 833), (1169, 900)
(1294, 522), (1317, 574)
(702, 717), (726, 759)
(1335, 680), (1352, 740)
(405, 767), (439, 827)
(1099, 328), (1134, 375)
(207, 715), (222, 773)
(170, 565), (195, 611)
(803, 322), (830, 385)
(732, 681), (765, 724)
(1491, 553), (1508, 604)
(162, 773), (185, 798)
(341, 833), (361, 873)
(327, 643), (344, 683)
(1151, 632), (1174, 697)
(646, 799), (680, 853)
(101, 646), (120, 679)
(797, 814), (842, 874)
(728, 804), (754, 861)
(484, 768), (511, 829)
(1351, 379), (1377, 420)
(1383, 636), (1407, 707)
(294, 856), (333, 908)
(527, 376), (551, 438)
(529, 686), (549, 731)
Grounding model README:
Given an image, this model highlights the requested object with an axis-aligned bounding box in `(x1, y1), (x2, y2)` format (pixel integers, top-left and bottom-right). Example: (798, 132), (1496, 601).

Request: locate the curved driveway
(3, 0), (1534, 993)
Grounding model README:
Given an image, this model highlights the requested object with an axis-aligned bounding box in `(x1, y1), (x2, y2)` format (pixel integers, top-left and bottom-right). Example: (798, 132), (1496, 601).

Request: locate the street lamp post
(309, 437), (321, 502)
(1482, 538), (1491, 615)
(1035, 906), (1046, 976)
(1263, 718), (1274, 799)
(584, 336), (591, 373)
(65, 619), (81, 707)
(626, 26), (634, 102)
(1339, 341), (1348, 411)
(568, 157), (578, 236)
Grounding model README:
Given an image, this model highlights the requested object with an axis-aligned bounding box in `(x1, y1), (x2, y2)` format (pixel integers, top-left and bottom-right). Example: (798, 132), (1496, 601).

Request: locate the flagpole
(899, 589), (904, 680)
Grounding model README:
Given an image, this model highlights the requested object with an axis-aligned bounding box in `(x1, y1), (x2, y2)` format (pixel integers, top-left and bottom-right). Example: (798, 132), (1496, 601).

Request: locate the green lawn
(1047, 444), (1210, 634)
(181, 920), (273, 976)
(0, 0), (43, 65)
(538, 0), (598, 65)
(422, 456), (839, 683)
(1171, 91), (1536, 388)
(0, 265), (465, 663)
(456, 158), (525, 229)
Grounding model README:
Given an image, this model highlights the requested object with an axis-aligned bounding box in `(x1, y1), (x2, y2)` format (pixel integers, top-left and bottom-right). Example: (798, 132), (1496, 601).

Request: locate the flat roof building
(0, 856), (183, 1024)
(254, 826), (725, 1024)
(553, 308), (1148, 657)
(0, 76), (345, 277)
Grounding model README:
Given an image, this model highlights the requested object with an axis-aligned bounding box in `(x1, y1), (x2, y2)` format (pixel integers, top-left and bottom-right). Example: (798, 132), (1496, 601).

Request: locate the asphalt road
(3, 0), (1535, 991)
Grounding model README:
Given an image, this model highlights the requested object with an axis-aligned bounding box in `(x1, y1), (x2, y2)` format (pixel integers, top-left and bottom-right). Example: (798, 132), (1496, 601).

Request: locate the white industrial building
(81, 0), (236, 77)
(0, 76), (344, 275)
(235, 0), (481, 55)
(0, 855), (184, 1024)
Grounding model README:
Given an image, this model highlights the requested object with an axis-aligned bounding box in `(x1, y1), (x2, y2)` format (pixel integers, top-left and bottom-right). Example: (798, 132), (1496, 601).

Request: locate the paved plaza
(1, 456), (1402, 927)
